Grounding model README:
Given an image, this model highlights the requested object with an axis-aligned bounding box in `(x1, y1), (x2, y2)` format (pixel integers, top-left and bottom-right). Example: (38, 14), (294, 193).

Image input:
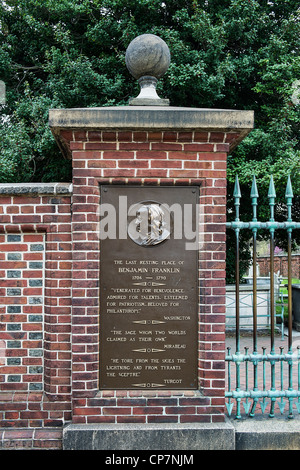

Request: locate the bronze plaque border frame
(98, 182), (202, 391)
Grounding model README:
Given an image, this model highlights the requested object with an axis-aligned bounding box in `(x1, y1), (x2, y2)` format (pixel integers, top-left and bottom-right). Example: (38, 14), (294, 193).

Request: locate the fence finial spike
(233, 175), (241, 199)
(268, 175), (276, 199)
(285, 175), (294, 199)
(250, 175), (259, 199)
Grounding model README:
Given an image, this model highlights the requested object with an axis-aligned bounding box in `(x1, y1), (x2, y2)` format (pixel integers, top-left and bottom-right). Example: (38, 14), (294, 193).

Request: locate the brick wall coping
(0, 182), (72, 195)
(257, 253), (300, 258)
(49, 106), (254, 133)
(226, 284), (270, 292)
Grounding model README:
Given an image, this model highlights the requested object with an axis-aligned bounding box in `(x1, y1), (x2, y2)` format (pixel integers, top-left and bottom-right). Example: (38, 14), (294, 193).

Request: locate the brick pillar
(50, 106), (253, 448)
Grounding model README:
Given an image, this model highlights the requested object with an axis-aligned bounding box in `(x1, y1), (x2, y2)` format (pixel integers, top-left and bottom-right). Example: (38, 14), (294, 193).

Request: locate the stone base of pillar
(63, 421), (235, 450)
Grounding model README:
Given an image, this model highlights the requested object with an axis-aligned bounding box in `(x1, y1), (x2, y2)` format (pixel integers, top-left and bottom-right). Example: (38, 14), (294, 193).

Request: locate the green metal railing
(226, 175), (300, 419)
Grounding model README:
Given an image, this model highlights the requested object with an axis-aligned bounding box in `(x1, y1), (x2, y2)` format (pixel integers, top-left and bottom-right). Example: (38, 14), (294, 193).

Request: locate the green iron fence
(226, 175), (300, 419)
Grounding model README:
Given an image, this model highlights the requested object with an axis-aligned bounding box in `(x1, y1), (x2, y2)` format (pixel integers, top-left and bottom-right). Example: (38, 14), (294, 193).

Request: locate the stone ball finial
(125, 34), (170, 106)
(125, 33), (170, 80)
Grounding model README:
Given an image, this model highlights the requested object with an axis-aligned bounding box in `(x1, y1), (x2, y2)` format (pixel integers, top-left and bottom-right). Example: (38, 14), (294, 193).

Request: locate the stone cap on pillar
(49, 33), (254, 158)
(49, 106), (254, 159)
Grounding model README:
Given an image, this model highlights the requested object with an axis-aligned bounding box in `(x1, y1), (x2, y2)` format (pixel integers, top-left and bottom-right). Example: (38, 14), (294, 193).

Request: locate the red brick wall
(0, 231), (45, 391)
(0, 186), (72, 439)
(0, 127), (234, 447)
(257, 254), (300, 279)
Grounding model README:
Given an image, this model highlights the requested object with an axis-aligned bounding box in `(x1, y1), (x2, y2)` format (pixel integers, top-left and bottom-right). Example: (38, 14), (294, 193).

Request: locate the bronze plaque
(99, 186), (198, 390)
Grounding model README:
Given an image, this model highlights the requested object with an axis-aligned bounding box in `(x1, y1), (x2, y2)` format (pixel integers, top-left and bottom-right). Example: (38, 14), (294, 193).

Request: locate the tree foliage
(0, 0), (299, 278)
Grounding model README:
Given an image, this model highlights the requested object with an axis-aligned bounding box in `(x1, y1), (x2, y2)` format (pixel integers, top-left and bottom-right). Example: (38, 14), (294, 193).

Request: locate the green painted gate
(226, 175), (300, 419)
